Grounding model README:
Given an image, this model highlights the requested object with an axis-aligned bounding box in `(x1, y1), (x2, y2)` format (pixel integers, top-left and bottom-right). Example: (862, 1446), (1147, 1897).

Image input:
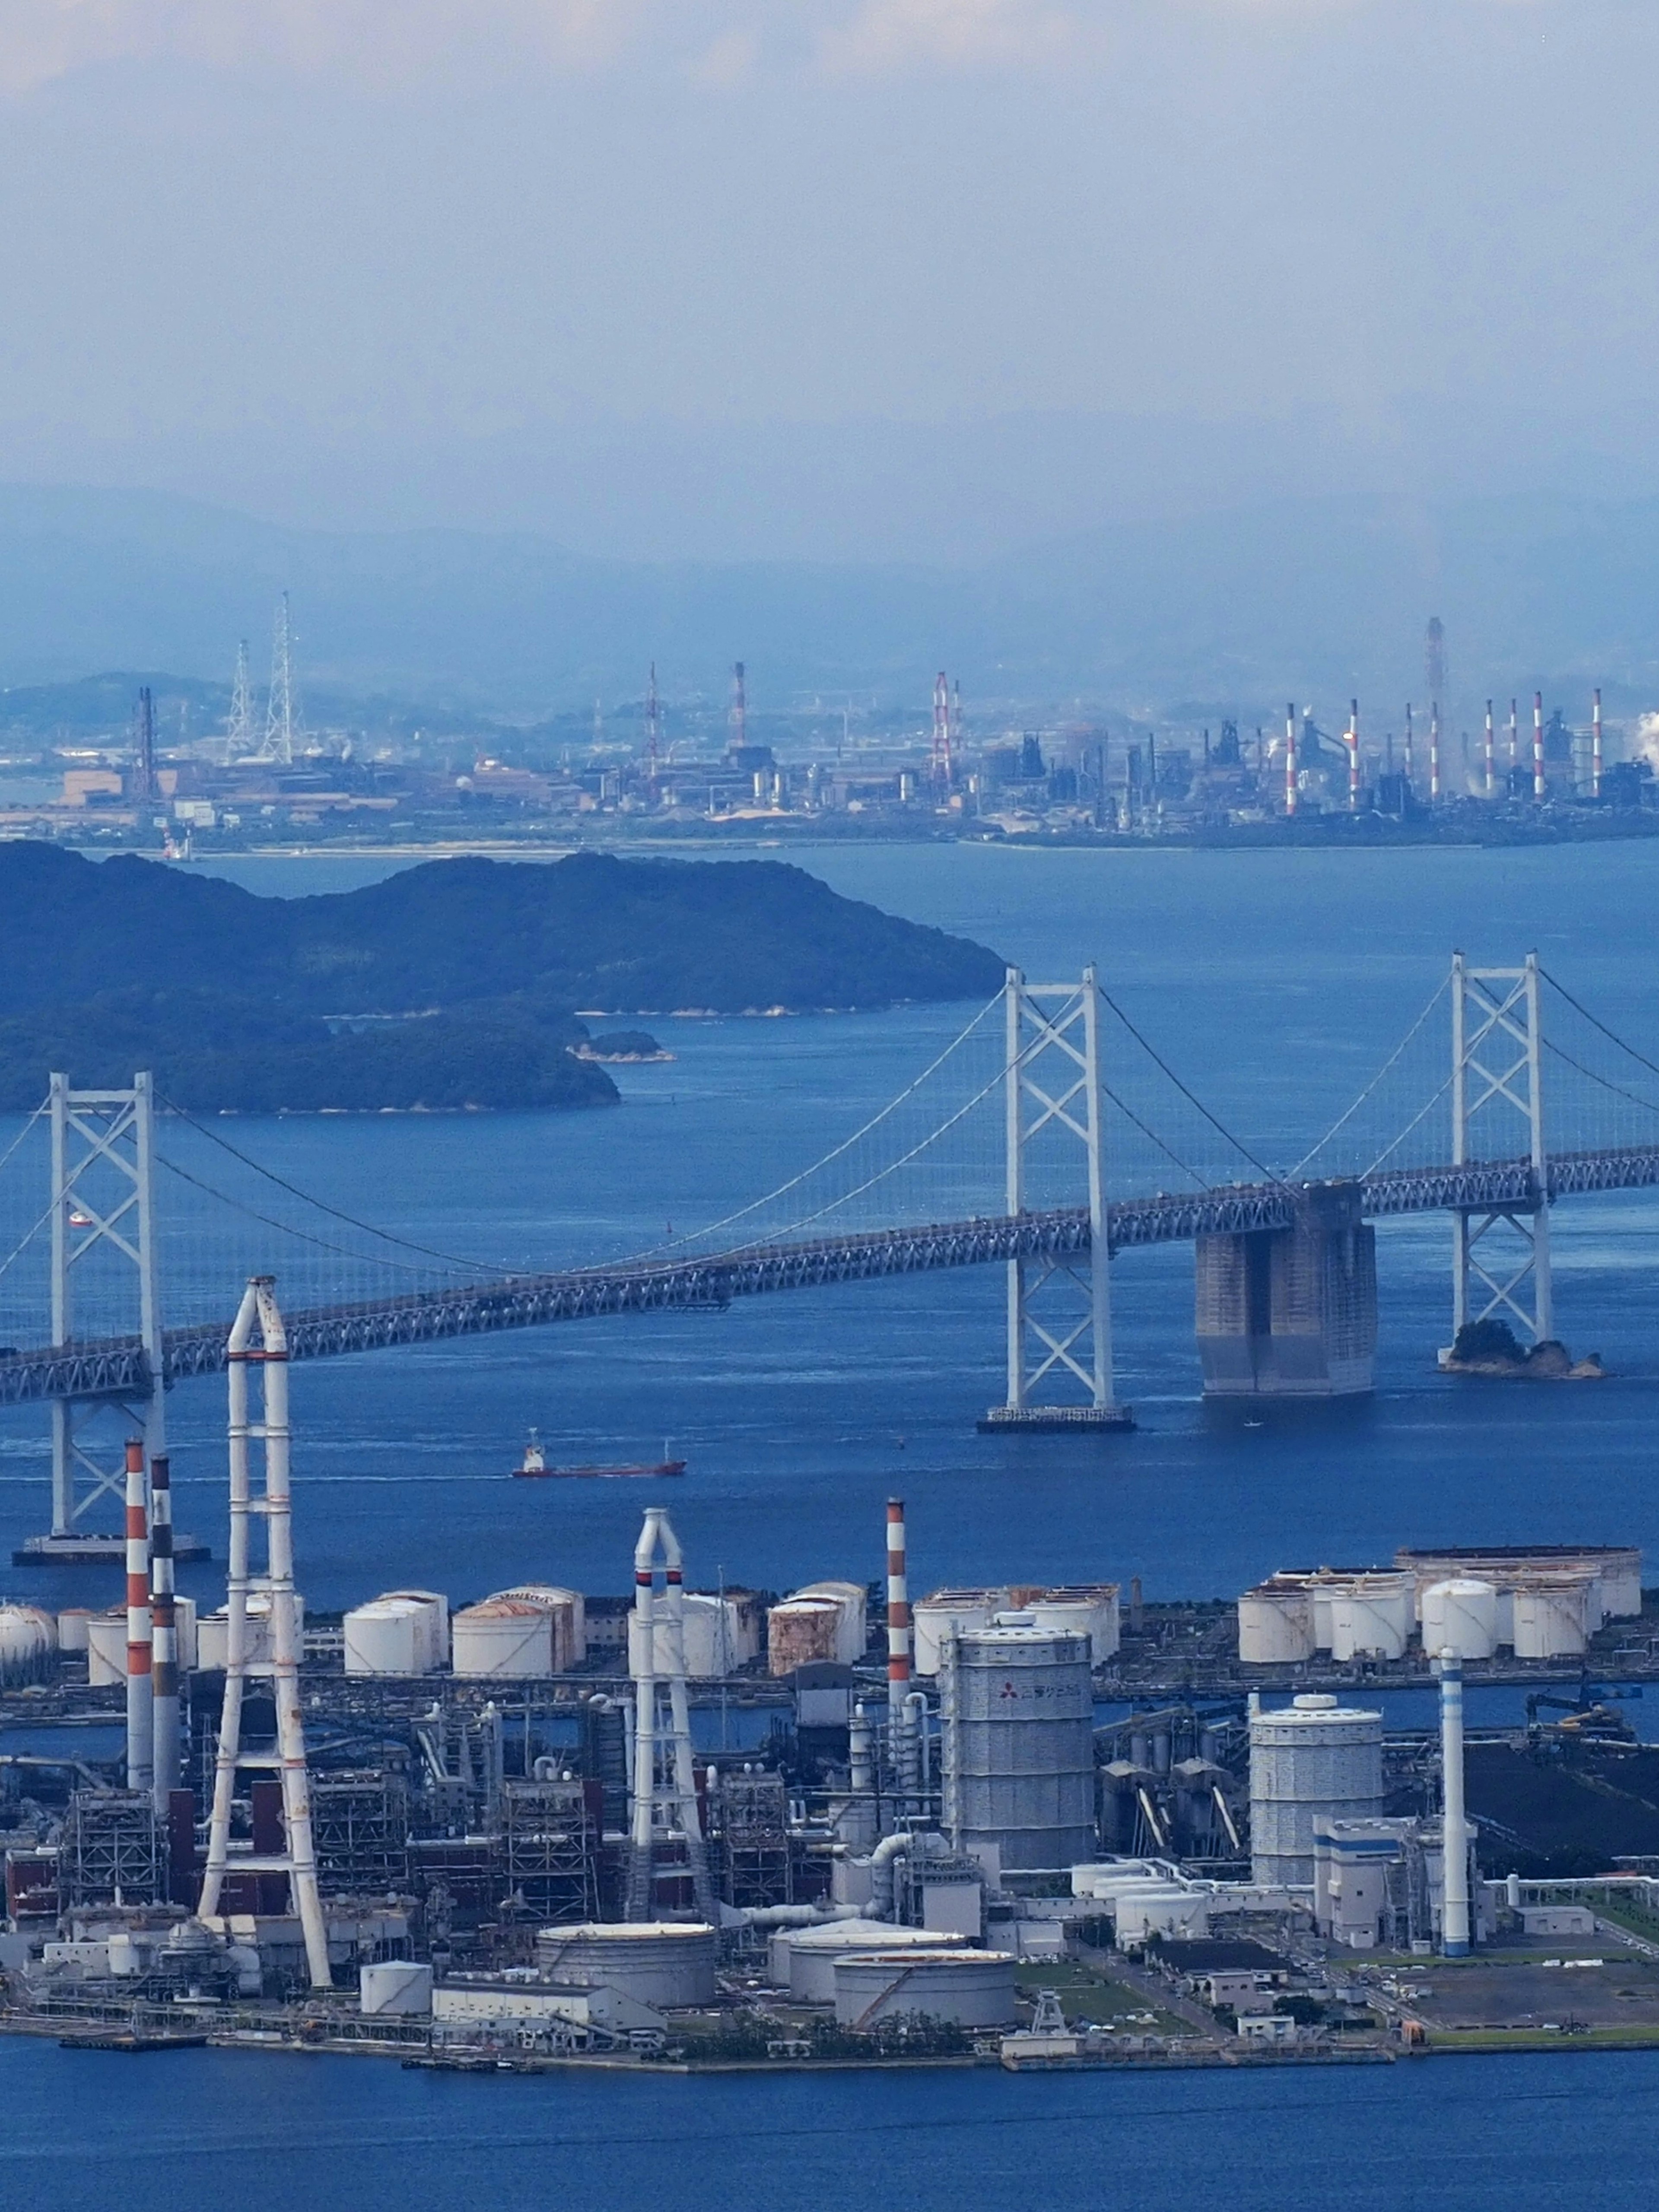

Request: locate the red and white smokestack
(1509, 698), (1519, 767)
(1429, 706), (1442, 803)
(1404, 704), (1415, 791)
(1346, 699), (1360, 810)
(1592, 688), (1603, 798)
(886, 1497), (911, 1689)
(1484, 701), (1495, 798)
(149, 1452), (180, 1804)
(1284, 703), (1297, 816)
(1533, 690), (1546, 800)
(124, 1437), (153, 1793)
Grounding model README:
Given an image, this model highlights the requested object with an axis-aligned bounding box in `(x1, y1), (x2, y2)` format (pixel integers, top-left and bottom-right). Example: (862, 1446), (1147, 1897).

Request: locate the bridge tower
(1449, 953), (1552, 1350)
(19, 1075), (167, 1565)
(979, 967), (1132, 1432)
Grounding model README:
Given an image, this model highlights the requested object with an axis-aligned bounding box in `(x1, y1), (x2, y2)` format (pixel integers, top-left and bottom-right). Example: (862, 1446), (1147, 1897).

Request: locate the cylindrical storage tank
(793, 1582), (868, 1665)
(360, 1959), (433, 2015)
(0, 1604), (56, 1687)
(631, 1594), (744, 1680)
(1512, 1578), (1590, 1660)
(1017, 1588), (1121, 1665)
(345, 1598), (433, 1677)
(1595, 1551), (1643, 1621)
(534, 1922), (716, 2008)
(832, 1949), (1017, 2031)
(1309, 1581), (1337, 1654)
(496, 1585), (585, 1670)
(1248, 1694), (1384, 1888)
(1237, 1588), (1315, 1665)
(172, 1594), (198, 1672)
(941, 1623), (1096, 1873)
(778, 1920), (966, 2003)
(86, 1608), (129, 1687)
(451, 1599), (554, 1679)
(56, 1608), (94, 1655)
(378, 1589), (452, 1666)
(912, 1590), (1008, 1676)
(1421, 1578), (1498, 1661)
(1112, 1887), (1211, 1945)
(767, 1599), (842, 1677)
(194, 1592), (304, 1673)
(1328, 1574), (1413, 1662)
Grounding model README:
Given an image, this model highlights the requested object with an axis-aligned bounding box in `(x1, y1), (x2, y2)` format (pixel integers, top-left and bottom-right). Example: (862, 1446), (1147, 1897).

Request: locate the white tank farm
(1398, 1546), (1642, 1627)
(1238, 1583), (1316, 1664)
(941, 1619), (1096, 1874)
(196, 1592), (301, 1672)
(534, 1921), (717, 2008)
(344, 1597), (443, 1677)
(792, 1581), (868, 1663)
(496, 1585), (586, 1669)
(832, 1948), (1017, 2031)
(452, 1598), (555, 1678)
(1327, 1573), (1414, 1662)
(912, 1589), (1011, 1676)
(1011, 1586), (1121, 1665)
(378, 1589), (451, 1664)
(771, 1919), (968, 2002)
(0, 1604), (56, 1687)
(636, 1592), (755, 1679)
(86, 1598), (199, 1683)
(1511, 1576), (1591, 1659)
(55, 1608), (95, 1654)
(1249, 1694), (1385, 1888)
(1421, 1578), (1498, 1660)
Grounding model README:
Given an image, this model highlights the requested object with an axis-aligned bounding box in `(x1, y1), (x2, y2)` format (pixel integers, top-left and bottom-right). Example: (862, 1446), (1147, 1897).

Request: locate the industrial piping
(149, 1451), (179, 1805)
(123, 1438), (152, 1793)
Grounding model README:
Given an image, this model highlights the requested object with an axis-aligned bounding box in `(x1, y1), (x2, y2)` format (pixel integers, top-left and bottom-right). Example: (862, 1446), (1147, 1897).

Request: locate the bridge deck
(2, 1145), (1656, 1407)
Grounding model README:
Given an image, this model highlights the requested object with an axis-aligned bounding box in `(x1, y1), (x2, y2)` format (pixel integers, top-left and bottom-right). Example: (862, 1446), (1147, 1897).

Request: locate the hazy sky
(2, 2), (1656, 559)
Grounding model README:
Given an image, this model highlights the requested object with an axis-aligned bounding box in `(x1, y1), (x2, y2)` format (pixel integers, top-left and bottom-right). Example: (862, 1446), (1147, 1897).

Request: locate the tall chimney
(149, 1452), (179, 1804)
(1429, 706), (1441, 803)
(1284, 703), (1297, 817)
(1533, 691), (1546, 801)
(1440, 1651), (1470, 1955)
(124, 1437), (153, 1793)
(1592, 687), (1603, 798)
(1483, 701), (1495, 798)
(886, 1498), (911, 1690)
(1346, 699), (1360, 810)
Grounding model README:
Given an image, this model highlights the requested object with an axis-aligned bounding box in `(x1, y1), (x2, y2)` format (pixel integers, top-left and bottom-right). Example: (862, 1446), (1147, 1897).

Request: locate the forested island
(0, 844), (1003, 1112)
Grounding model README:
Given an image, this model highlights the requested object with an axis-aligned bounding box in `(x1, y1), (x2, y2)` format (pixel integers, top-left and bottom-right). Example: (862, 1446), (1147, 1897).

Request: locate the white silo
(1511, 1576), (1590, 1660)
(1237, 1584), (1315, 1665)
(1421, 1579), (1497, 1662)
(1248, 1694), (1385, 1888)
(1328, 1573), (1413, 1662)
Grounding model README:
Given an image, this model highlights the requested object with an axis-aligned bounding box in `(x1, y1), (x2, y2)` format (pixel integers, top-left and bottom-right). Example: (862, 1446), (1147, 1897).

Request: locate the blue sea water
(6, 839), (1659, 2196)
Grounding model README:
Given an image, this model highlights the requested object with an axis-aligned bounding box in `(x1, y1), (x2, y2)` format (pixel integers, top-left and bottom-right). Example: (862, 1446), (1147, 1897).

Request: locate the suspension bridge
(4, 951), (1659, 1558)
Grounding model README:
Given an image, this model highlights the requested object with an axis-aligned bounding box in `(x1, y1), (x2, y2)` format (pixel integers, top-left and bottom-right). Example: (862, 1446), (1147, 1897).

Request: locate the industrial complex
(6, 1281), (1659, 2070)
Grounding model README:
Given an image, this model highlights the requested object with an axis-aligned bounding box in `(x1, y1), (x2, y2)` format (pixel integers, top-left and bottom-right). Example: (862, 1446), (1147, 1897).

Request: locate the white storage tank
(1014, 1586), (1121, 1665)
(360, 1959), (433, 2015)
(345, 1598), (439, 1678)
(634, 1592), (753, 1680)
(771, 1919), (967, 2003)
(453, 1598), (555, 1678)
(793, 1581), (868, 1663)
(1238, 1584), (1316, 1665)
(1249, 1694), (1385, 1888)
(534, 1921), (716, 2008)
(832, 1949), (1017, 2031)
(56, 1608), (94, 1655)
(1512, 1576), (1590, 1659)
(496, 1585), (586, 1670)
(86, 1597), (197, 1681)
(196, 1591), (302, 1672)
(378, 1589), (451, 1665)
(1421, 1578), (1498, 1660)
(0, 1604), (56, 1687)
(912, 1589), (1010, 1676)
(1328, 1573), (1413, 1662)
(941, 1619), (1096, 1873)
(1112, 1885), (1211, 1946)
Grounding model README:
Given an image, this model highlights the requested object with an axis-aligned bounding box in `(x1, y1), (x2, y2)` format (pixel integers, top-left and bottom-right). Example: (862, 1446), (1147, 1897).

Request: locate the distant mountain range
(0, 480), (1656, 716)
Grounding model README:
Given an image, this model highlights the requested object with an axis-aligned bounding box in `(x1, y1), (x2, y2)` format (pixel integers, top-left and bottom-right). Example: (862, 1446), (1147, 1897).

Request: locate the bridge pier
(1195, 1184), (1376, 1398)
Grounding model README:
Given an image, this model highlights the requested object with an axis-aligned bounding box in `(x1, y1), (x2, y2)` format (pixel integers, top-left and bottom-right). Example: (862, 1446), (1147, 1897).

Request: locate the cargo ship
(512, 1430), (684, 1481)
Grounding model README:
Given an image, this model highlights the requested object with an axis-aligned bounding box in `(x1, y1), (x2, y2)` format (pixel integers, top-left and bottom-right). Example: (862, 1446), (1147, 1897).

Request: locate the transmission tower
(227, 640), (255, 756)
(133, 687), (157, 804)
(931, 671), (954, 789)
(259, 594), (302, 766)
(644, 663), (662, 791)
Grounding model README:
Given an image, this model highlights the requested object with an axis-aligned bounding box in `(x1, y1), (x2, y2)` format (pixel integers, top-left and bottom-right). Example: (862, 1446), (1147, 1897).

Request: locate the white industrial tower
(1449, 953), (1552, 1350)
(626, 1508), (715, 1924)
(197, 1278), (331, 1988)
(981, 967), (1131, 1431)
(227, 639), (255, 756)
(258, 594), (302, 766)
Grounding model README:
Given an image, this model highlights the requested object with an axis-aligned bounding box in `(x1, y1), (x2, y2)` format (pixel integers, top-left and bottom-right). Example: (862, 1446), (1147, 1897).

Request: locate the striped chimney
(124, 1437), (153, 1793)
(1592, 688), (1603, 799)
(1429, 706), (1442, 803)
(149, 1453), (180, 1804)
(886, 1497), (911, 1687)
(1533, 691), (1546, 801)
(1484, 701), (1495, 798)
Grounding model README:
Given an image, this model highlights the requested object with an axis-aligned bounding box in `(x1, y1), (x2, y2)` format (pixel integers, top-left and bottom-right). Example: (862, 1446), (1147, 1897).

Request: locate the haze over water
(2, 839), (1656, 1615)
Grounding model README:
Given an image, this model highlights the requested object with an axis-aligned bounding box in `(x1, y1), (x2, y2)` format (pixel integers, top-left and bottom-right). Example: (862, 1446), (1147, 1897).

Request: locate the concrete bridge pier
(1195, 1182), (1377, 1398)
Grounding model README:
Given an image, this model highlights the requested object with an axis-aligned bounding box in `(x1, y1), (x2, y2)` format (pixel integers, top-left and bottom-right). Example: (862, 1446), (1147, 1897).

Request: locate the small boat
(511, 1429), (685, 1481)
